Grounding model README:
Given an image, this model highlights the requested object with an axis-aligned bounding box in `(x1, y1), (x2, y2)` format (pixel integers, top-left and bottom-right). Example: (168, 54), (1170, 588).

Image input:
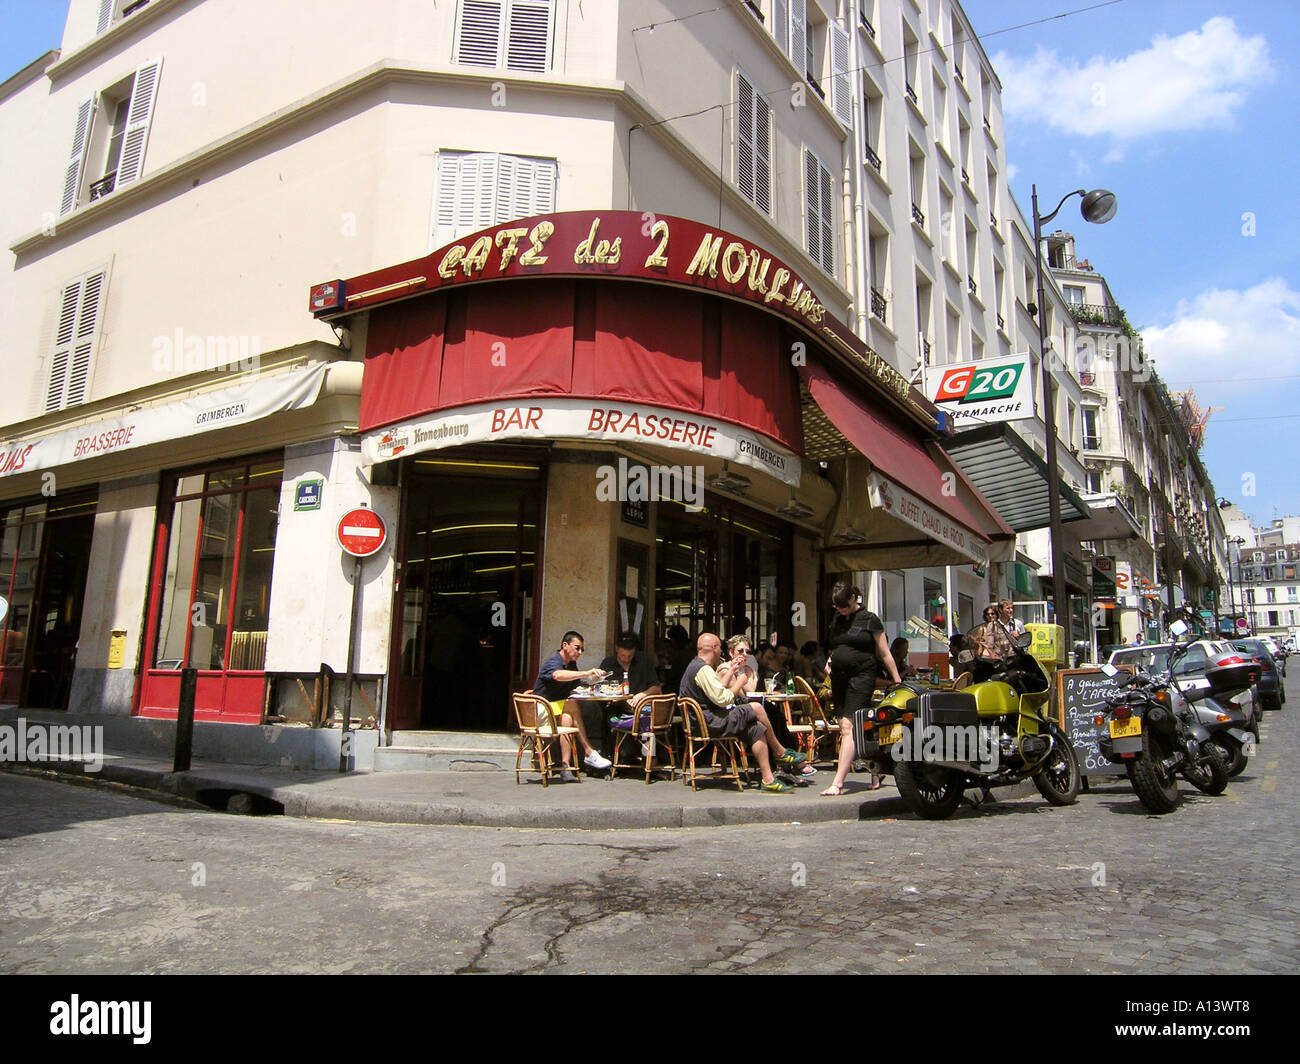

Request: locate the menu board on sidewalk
(1053, 668), (1132, 777)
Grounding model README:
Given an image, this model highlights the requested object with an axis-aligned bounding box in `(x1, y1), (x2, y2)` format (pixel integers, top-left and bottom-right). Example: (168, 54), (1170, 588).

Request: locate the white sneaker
(584, 750), (612, 771)
(559, 769), (577, 783)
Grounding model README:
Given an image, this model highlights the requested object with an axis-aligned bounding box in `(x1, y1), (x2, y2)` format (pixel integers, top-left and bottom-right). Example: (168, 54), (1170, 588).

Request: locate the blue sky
(965, 0), (1300, 531)
(4, 0), (1297, 530)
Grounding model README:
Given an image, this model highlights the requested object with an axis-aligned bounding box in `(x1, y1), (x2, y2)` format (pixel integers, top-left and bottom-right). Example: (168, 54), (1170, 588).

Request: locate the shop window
(735, 69), (773, 216)
(431, 150), (557, 248)
(46, 267), (108, 413)
(803, 148), (834, 274)
(453, 0), (554, 72)
(60, 58), (162, 215)
(150, 460), (282, 674)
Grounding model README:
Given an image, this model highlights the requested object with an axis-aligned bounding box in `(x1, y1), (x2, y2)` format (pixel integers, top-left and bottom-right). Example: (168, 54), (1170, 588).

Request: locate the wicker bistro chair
(512, 692), (582, 786)
(779, 692), (815, 762)
(609, 693), (679, 783)
(677, 697), (749, 791)
(793, 675), (841, 765)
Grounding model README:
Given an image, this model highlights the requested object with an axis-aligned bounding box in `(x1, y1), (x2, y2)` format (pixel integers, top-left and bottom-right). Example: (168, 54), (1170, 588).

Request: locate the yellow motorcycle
(856, 625), (1079, 819)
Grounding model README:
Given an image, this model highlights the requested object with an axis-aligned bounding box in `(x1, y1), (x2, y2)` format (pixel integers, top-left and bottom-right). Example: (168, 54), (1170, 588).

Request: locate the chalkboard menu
(1053, 668), (1133, 777)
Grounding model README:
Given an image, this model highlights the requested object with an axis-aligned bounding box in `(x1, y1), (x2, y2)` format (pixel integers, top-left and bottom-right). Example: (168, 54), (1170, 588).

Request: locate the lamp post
(1032, 185), (1117, 648)
(1227, 535), (1246, 635)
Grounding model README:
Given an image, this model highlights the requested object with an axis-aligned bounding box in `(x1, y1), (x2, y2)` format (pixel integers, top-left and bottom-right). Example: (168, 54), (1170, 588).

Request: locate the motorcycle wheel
(1126, 734), (1180, 814)
(894, 759), (964, 820)
(1182, 740), (1229, 795)
(1211, 734), (1247, 777)
(1032, 725), (1080, 806)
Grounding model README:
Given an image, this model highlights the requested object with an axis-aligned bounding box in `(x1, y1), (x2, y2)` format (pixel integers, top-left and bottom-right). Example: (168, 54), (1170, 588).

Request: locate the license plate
(877, 723), (903, 745)
(1109, 717), (1141, 739)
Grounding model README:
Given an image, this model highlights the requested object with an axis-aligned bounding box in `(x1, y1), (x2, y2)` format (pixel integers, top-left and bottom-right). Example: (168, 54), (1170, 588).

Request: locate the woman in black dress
(820, 582), (902, 796)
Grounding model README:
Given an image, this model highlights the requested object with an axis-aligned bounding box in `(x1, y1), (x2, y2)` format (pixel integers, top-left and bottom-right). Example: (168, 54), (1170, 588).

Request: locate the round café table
(746, 690), (812, 759)
(569, 688), (635, 761)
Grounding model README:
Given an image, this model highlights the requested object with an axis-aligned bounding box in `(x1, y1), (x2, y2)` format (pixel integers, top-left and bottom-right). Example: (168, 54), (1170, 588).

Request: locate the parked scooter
(1186, 688), (1256, 777)
(857, 626), (1079, 820)
(1096, 620), (1235, 813)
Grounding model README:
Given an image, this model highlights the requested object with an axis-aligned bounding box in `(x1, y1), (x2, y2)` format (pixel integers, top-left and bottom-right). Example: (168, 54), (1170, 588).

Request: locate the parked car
(1230, 638), (1286, 711)
(1108, 639), (1260, 721)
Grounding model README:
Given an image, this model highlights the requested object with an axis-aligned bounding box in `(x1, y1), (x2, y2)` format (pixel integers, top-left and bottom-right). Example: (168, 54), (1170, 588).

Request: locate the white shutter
(754, 90), (772, 216)
(736, 72), (756, 206)
(46, 269), (106, 413)
(455, 0), (504, 66)
(818, 161), (834, 272)
(804, 149), (821, 267)
(831, 21), (853, 126)
(61, 97), (95, 216)
(116, 57), (162, 189)
(772, 0), (790, 58)
(67, 270), (105, 406)
(96, 0), (114, 34)
(790, 0), (807, 76)
(505, 0), (552, 72)
(497, 155), (556, 220)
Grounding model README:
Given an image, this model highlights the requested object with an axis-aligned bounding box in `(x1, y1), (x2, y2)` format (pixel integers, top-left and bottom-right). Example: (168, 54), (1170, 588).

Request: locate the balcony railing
(911, 203), (926, 226)
(860, 14), (876, 39)
(960, 167), (970, 185)
(870, 287), (888, 323)
(967, 276), (977, 297)
(996, 312), (1005, 330)
(865, 144), (882, 172)
(905, 83), (918, 105)
(88, 172), (117, 202)
(1067, 302), (1124, 327)
(1082, 434), (1102, 450)
(954, 64), (964, 83)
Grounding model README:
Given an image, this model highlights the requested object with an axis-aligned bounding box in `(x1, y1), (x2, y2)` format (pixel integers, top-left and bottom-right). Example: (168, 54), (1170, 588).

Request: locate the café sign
(313, 211), (923, 414)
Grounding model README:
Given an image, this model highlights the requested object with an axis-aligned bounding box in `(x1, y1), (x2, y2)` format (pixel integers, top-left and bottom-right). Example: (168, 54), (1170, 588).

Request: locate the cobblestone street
(1, 707), (1294, 975)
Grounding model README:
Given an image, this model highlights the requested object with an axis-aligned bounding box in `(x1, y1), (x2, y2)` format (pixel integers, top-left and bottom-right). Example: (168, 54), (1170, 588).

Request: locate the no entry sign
(337, 507), (387, 557)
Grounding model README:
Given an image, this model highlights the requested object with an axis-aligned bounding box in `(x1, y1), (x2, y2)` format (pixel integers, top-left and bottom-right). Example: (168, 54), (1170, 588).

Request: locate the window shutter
(116, 57), (162, 189)
(754, 90), (772, 215)
(772, 0), (789, 58)
(61, 97), (95, 216)
(46, 269), (105, 413)
(736, 72), (756, 206)
(497, 155), (556, 220)
(790, 0), (807, 76)
(831, 22), (852, 126)
(505, 0), (552, 72)
(818, 161), (834, 272)
(455, 0), (505, 66)
(804, 150), (821, 267)
(96, 0), (114, 34)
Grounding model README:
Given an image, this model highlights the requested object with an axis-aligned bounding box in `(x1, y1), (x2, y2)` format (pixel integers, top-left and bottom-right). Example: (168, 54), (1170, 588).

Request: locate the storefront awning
(939, 422), (1092, 532)
(798, 361), (1014, 568)
(0, 363), (332, 482)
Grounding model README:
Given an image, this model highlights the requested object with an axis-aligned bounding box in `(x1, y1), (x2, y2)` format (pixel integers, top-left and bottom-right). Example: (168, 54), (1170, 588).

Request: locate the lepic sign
(363, 397), (800, 486)
(929, 354), (1034, 426)
(337, 508), (387, 558)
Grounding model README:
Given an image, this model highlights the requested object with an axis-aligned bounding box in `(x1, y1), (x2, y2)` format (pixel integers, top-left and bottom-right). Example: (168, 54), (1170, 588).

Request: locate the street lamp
(1033, 185), (1117, 648)
(1226, 535), (1247, 635)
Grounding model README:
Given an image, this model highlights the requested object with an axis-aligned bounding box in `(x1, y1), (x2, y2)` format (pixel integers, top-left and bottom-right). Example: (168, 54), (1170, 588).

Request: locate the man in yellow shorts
(533, 630), (613, 781)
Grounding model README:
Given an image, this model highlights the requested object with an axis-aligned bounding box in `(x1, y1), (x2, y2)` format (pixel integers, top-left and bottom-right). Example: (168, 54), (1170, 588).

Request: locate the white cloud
(1141, 278), (1300, 392)
(994, 17), (1273, 139)
(1006, 162), (1019, 182)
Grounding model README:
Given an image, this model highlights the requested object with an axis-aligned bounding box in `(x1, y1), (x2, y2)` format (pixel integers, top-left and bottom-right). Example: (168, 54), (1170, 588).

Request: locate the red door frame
(136, 456), (280, 724)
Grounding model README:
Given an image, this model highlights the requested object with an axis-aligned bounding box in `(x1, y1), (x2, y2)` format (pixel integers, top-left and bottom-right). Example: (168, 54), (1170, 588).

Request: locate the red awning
(799, 359), (1014, 563)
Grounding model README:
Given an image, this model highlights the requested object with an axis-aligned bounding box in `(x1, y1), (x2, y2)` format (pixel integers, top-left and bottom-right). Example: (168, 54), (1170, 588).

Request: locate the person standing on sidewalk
(820, 583), (902, 797)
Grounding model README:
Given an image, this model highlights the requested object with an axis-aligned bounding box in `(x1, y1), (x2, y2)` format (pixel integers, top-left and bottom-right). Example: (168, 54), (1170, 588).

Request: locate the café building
(310, 209), (1013, 735)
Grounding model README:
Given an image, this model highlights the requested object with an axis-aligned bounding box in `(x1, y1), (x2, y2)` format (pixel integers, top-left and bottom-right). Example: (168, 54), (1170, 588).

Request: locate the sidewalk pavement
(4, 752), (917, 830)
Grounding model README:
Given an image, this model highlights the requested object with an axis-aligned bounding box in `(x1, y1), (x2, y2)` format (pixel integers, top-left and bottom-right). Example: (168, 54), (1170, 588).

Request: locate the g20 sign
(930, 355), (1033, 425)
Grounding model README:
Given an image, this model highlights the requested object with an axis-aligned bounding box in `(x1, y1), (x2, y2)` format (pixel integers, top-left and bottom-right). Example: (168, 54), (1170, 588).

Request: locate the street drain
(192, 789), (284, 816)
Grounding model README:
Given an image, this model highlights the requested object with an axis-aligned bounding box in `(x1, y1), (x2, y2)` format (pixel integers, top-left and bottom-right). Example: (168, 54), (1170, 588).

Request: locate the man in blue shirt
(534, 630), (613, 779)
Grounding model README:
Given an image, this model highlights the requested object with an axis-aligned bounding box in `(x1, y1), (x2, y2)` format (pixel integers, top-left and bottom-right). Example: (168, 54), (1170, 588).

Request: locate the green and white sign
(928, 353), (1035, 426)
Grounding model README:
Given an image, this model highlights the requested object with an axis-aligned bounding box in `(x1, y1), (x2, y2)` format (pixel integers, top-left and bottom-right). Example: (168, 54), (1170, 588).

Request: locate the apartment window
(1277, 549), (1288, 562)
(993, 263), (1006, 331)
(804, 149), (834, 274)
(986, 160), (999, 227)
(1064, 284), (1085, 305)
(45, 268), (108, 413)
(735, 70), (773, 216)
(60, 58), (162, 215)
(940, 185), (956, 264)
(946, 304), (961, 362)
(916, 277), (933, 359)
(432, 151), (557, 248)
(868, 221), (889, 323)
(1085, 469), (1103, 493)
(95, 0), (151, 35)
(1289, 587), (1298, 601)
(908, 142), (926, 229)
(453, 0), (554, 72)
(1082, 406), (1100, 449)
(902, 21), (920, 105)
(863, 81), (884, 172)
(1267, 588), (1277, 604)
(932, 70), (948, 149)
